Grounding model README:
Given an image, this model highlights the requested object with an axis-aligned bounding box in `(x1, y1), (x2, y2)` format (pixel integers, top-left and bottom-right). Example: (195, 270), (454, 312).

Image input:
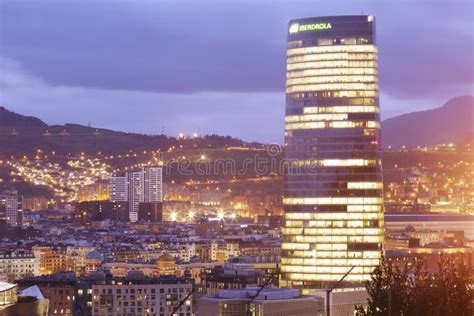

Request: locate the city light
(0, 6), (472, 315)
(170, 212), (177, 222)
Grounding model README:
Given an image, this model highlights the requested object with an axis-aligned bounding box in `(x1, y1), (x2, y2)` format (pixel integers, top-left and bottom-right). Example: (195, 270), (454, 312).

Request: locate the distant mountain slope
(382, 96), (474, 148)
(0, 106), (48, 128)
(0, 106), (257, 157)
(2, 96), (472, 155)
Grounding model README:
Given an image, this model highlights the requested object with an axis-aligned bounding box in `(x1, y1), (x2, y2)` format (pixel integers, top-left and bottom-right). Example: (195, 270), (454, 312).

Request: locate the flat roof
(211, 287), (304, 300)
(385, 213), (474, 222)
(0, 282), (17, 292)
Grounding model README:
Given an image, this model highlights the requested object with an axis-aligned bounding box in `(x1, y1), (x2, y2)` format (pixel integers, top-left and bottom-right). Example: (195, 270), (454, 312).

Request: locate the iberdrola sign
(289, 22), (332, 34)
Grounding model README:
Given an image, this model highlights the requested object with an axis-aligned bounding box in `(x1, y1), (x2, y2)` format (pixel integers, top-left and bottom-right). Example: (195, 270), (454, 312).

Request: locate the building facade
(109, 177), (129, 203)
(201, 264), (265, 295)
(0, 193), (21, 227)
(90, 274), (193, 316)
(76, 201), (129, 222)
(21, 196), (49, 211)
(32, 246), (67, 276)
(0, 251), (38, 282)
(77, 182), (110, 202)
(281, 15), (384, 288)
(198, 288), (322, 316)
(138, 202), (163, 222)
(128, 170), (145, 222)
(144, 167), (163, 204)
(110, 167), (163, 222)
(16, 273), (79, 316)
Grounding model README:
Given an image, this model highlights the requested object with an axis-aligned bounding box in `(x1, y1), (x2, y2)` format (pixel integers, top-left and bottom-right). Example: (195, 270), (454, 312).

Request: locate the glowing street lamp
(170, 212), (177, 222)
(217, 211), (225, 221)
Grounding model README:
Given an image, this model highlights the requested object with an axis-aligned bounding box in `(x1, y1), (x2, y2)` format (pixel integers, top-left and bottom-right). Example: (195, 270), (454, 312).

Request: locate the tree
(356, 255), (473, 316)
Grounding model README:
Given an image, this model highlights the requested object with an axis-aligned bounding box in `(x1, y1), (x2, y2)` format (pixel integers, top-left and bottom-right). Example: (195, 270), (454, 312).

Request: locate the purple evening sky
(0, 0), (473, 143)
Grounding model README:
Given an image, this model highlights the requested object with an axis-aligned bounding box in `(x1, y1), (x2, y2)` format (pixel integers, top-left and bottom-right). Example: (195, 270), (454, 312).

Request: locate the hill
(382, 96), (474, 148)
(0, 106), (48, 128)
(2, 96), (473, 156)
(0, 107), (258, 158)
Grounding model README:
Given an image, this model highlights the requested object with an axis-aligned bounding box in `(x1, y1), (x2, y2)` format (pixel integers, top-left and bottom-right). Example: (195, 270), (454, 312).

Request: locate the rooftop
(0, 282), (17, 292)
(88, 270), (190, 285)
(209, 287), (305, 301)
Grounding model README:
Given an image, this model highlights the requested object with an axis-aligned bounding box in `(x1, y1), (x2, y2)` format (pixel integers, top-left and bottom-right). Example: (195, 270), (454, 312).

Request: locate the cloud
(1, 0), (472, 100)
(377, 1), (474, 100)
(0, 0), (473, 142)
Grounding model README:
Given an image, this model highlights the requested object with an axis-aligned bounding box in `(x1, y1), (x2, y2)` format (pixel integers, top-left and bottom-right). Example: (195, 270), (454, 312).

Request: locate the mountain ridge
(0, 106), (48, 128)
(1, 95), (472, 155)
(0, 107), (256, 157)
(381, 95), (473, 148)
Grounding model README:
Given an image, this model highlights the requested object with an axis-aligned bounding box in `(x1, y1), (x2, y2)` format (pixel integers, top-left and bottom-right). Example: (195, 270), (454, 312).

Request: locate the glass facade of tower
(281, 15), (383, 288)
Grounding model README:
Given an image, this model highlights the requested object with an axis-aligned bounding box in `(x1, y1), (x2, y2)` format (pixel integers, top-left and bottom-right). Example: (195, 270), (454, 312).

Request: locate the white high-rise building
(109, 177), (128, 202)
(109, 167), (163, 222)
(0, 193), (21, 227)
(144, 166), (163, 203)
(128, 170), (145, 222)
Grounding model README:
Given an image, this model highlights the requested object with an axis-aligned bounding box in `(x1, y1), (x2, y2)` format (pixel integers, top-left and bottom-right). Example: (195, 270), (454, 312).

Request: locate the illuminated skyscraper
(281, 16), (383, 288)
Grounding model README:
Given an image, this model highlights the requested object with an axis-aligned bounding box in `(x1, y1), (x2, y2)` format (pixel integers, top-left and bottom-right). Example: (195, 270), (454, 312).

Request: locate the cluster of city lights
(5, 154), (111, 202)
(167, 210), (237, 222)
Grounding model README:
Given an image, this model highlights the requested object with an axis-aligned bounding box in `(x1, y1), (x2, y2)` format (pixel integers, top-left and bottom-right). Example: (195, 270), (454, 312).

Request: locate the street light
(217, 211), (225, 221)
(325, 266), (355, 316)
(170, 212), (177, 222)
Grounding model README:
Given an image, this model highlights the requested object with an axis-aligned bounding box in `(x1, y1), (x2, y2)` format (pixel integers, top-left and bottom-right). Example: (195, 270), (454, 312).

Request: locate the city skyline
(1, 0), (473, 143)
(0, 2), (473, 315)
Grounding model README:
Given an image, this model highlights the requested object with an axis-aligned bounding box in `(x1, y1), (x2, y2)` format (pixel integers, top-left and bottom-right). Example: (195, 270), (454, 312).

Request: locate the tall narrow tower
(281, 15), (384, 288)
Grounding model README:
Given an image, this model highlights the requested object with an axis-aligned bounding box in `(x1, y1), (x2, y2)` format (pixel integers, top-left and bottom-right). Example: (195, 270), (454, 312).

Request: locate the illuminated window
(287, 52), (376, 64)
(287, 68), (377, 78)
(287, 60), (377, 71)
(286, 83), (378, 93)
(285, 114), (349, 122)
(303, 105), (379, 114)
(291, 159), (377, 167)
(284, 120), (380, 130)
(287, 45), (377, 56)
(347, 182), (383, 189)
(347, 205), (382, 212)
(281, 242), (310, 250)
(287, 75), (377, 86)
(283, 197), (383, 205)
